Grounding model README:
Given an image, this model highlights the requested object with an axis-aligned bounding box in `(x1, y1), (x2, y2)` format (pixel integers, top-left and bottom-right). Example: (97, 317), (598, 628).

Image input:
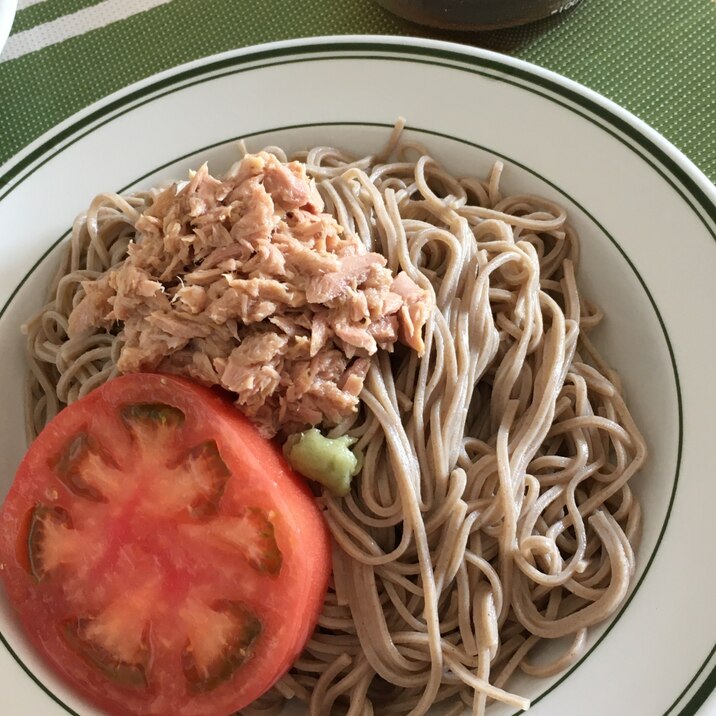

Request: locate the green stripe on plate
(11, 0), (106, 34)
(0, 631), (81, 716)
(664, 646), (716, 716)
(679, 661), (716, 716)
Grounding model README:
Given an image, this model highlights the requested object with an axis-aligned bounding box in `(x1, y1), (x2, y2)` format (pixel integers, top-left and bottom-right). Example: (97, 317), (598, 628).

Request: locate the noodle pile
(24, 129), (646, 716)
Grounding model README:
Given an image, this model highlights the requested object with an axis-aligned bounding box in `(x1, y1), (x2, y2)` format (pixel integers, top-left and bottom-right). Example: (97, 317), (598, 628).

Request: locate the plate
(0, 36), (714, 716)
(0, 0), (17, 56)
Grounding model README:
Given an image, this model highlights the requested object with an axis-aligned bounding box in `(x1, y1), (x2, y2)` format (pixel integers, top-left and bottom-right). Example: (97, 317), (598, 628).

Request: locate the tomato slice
(0, 374), (332, 716)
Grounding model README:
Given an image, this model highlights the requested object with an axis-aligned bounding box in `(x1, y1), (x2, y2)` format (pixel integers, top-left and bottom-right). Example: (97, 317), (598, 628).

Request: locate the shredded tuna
(67, 275), (115, 336)
(175, 285), (206, 314)
(68, 152), (432, 437)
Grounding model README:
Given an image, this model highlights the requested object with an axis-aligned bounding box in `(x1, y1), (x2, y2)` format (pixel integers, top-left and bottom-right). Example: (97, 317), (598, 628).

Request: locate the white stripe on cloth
(2, 0), (173, 62)
(17, 0), (50, 10)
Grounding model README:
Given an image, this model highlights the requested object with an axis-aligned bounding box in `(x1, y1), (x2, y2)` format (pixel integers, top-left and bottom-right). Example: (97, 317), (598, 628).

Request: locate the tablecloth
(0, 0), (714, 182)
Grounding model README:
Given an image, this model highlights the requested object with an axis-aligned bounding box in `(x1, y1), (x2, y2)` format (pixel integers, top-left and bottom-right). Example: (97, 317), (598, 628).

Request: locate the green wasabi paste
(283, 429), (360, 497)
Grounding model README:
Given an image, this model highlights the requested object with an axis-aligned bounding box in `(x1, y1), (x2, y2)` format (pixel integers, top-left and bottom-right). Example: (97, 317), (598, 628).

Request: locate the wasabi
(283, 429), (360, 497)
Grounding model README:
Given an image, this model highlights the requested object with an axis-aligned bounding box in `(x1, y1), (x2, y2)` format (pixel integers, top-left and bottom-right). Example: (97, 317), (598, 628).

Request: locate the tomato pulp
(0, 374), (332, 716)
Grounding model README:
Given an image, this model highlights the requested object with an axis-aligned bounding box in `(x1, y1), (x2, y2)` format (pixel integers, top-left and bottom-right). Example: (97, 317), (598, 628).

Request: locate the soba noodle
(23, 128), (646, 716)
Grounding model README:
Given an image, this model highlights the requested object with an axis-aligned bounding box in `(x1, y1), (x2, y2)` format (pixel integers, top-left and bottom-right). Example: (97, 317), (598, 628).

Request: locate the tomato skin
(0, 374), (332, 716)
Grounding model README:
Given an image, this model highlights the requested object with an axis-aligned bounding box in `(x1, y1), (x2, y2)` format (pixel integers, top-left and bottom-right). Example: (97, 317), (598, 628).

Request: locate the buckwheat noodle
(23, 124), (646, 716)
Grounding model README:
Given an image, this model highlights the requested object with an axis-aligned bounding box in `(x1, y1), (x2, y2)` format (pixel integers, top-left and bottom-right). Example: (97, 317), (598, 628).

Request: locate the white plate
(0, 0), (17, 56)
(0, 36), (714, 716)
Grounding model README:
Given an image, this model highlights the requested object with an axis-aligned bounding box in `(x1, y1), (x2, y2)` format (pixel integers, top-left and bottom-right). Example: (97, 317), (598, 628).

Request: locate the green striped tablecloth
(0, 0), (714, 180)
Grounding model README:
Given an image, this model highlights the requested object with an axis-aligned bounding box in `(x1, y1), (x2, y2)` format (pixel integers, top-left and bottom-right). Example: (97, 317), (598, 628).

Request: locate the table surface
(0, 0), (714, 183)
